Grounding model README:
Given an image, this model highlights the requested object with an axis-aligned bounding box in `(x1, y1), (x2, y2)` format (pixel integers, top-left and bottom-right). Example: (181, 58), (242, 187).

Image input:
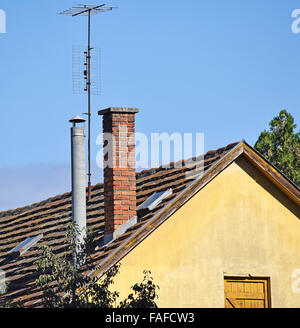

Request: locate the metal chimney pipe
(69, 115), (87, 266)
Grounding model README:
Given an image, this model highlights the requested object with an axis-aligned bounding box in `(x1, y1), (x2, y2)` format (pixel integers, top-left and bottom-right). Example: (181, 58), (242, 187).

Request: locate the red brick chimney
(98, 107), (139, 240)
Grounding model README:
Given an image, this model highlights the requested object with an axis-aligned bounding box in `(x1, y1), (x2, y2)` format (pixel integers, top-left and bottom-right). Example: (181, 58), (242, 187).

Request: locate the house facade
(109, 151), (300, 307)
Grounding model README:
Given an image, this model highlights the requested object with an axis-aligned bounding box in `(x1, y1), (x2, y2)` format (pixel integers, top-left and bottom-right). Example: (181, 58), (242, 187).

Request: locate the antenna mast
(59, 4), (116, 200)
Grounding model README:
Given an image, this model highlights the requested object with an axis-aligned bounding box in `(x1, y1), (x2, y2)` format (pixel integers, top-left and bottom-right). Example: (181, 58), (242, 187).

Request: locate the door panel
(224, 277), (270, 308)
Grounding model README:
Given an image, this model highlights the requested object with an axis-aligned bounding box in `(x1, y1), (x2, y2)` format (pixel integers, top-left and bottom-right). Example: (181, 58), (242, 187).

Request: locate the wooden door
(224, 277), (270, 308)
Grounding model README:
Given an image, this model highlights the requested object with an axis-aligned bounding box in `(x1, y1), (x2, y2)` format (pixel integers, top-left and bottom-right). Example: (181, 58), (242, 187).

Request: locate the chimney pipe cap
(69, 115), (86, 125)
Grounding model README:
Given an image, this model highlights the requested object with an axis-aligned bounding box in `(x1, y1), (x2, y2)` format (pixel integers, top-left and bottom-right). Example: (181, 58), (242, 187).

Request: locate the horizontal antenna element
(58, 4), (116, 17)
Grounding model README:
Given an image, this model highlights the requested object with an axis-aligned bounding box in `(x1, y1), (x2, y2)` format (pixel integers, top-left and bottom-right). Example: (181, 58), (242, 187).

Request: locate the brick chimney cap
(98, 107), (139, 115)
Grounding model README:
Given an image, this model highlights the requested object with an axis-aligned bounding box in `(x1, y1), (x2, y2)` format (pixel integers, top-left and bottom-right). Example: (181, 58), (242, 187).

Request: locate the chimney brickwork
(98, 107), (139, 236)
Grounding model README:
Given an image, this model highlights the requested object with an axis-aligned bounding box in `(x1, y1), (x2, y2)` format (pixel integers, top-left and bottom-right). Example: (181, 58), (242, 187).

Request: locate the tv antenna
(72, 46), (101, 96)
(59, 4), (116, 200)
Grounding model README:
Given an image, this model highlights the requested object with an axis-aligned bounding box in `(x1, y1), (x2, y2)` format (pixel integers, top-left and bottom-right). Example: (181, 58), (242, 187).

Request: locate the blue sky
(0, 0), (300, 210)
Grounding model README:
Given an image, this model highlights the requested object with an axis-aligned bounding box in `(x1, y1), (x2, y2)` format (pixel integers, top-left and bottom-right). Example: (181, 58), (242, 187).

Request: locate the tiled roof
(0, 142), (239, 307)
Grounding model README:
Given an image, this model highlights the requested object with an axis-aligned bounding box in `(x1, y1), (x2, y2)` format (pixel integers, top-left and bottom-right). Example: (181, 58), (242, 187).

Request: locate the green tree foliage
(33, 224), (159, 308)
(254, 110), (300, 186)
(119, 270), (159, 308)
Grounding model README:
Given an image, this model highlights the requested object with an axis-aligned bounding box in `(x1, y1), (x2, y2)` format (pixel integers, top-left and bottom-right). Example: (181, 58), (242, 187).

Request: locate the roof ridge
(136, 141), (240, 179)
(0, 183), (104, 218)
(0, 193), (71, 218)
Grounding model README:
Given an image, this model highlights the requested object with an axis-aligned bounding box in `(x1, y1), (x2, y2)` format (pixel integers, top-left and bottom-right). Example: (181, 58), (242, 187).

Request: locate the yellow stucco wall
(112, 156), (300, 307)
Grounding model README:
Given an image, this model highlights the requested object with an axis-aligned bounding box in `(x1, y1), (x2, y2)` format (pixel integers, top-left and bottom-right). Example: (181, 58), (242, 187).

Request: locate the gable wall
(112, 156), (300, 307)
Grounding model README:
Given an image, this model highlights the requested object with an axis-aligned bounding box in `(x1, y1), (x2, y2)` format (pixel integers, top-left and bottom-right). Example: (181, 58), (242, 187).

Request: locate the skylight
(8, 234), (44, 256)
(138, 189), (173, 212)
(1, 234), (44, 266)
